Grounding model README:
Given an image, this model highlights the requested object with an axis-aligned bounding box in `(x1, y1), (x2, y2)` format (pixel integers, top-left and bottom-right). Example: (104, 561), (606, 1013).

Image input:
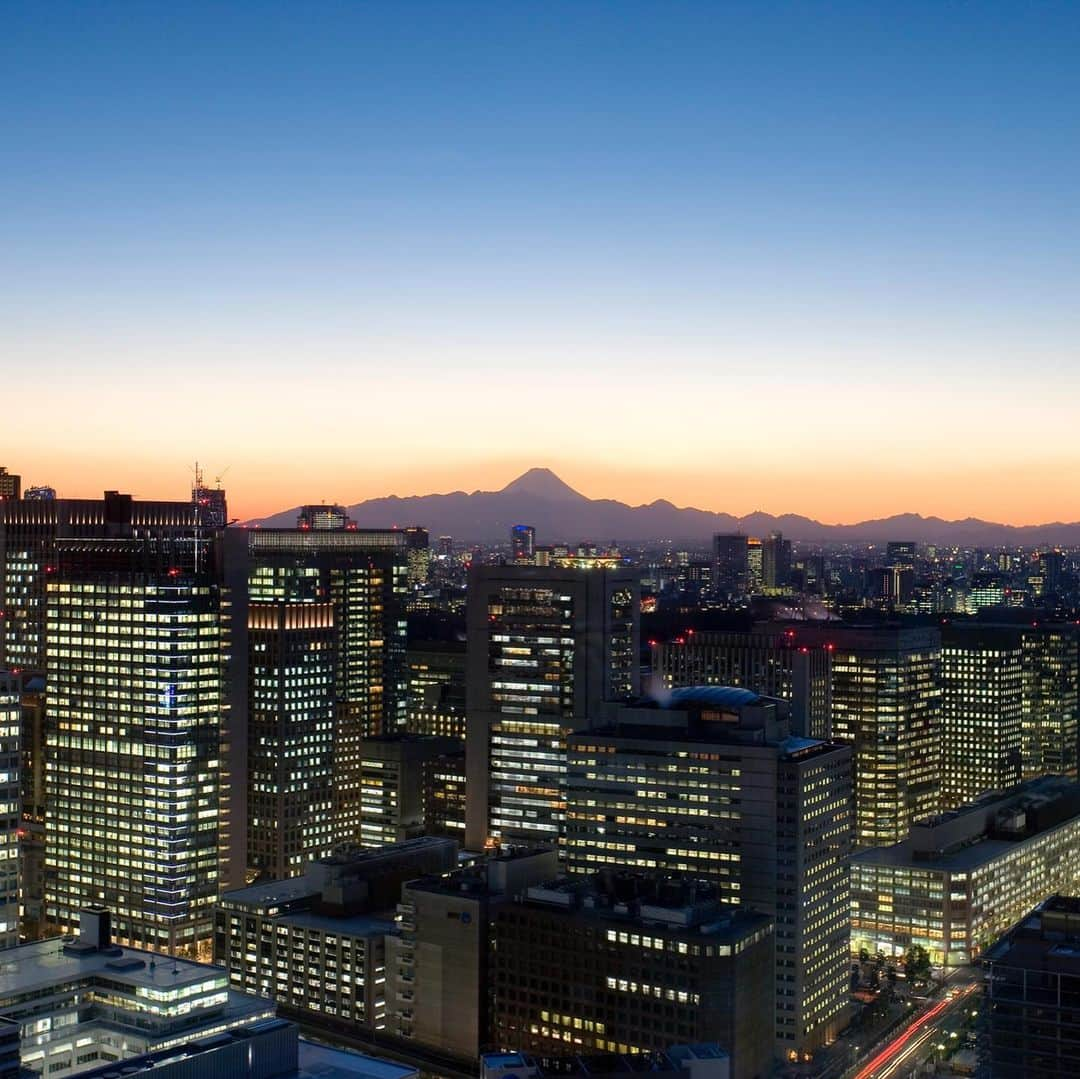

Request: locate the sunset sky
(4, 3), (1080, 524)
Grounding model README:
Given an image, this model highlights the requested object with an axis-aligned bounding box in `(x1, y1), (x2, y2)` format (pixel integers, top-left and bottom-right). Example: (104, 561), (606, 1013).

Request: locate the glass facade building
(942, 624), (1024, 808)
(44, 536), (224, 956)
(224, 528), (409, 871)
(799, 625), (941, 849)
(464, 565), (639, 853)
(851, 777), (1080, 966)
(0, 675), (19, 950)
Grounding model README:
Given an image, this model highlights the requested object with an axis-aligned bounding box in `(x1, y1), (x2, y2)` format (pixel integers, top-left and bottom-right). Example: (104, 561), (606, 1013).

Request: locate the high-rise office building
(798, 625), (941, 849)
(941, 624), (1024, 808)
(406, 641), (466, 739)
(511, 524), (536, 563)
(746, 538), (764, 593)
(16, 673), (45, 938)
(1, 490), (208, 674)
(651, 625), (832, 739)
(403, 526), (431, 585)
(225, 528), (409, 867)
(358, 734), (462, 847)
(2, 908), (276, 1076)
(0, 470), (19, 502)
(490, 876), (775, 1079)
(1036, 550), (1065, 599)
(1022, 623), (1079, 780)
(423, 748), (467, 840)
(45, 534), (224, 956)
(465, 564), (639, 852)
(712, 534), (748, 601)
(245, 601), (336, 878)
(566, 689), (852, 1060)
(0, 675), (19, 949)
(761, 532), (791, 593)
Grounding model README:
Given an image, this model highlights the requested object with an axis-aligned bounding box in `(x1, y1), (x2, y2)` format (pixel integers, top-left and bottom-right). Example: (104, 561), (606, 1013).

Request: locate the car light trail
(852, 986), (977, 1079)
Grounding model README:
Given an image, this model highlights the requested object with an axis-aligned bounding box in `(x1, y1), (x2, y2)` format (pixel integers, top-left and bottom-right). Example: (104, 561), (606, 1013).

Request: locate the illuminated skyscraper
(0, 674), (20, 949)
(403, 526), (431, 585)
(799, 625), (941, 849)
(762, 532), (791, 592)
(711, 533), (748, 600)
(465, 564), (640, 852)
(0, 490), (206, 674)
(245, 601), (336, 878)
(45, 534), (224, 955)
(406, 641), (466, 739)
(1036, 549), (1065, 599)
(746, 537), (764, 592)
(357, 734), (461, 847)
(566, 689), (852, 1060)
(225, 528), (409, 868)
(510, 524), (536, 563)
(1021, 623), (1079, 780)
(941, 624), (1024, 808)
(17, 672), (46, 938)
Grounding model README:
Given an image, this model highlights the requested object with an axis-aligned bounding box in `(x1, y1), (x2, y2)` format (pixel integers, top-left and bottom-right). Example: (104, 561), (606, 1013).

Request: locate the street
(848, 972), (982, 1079)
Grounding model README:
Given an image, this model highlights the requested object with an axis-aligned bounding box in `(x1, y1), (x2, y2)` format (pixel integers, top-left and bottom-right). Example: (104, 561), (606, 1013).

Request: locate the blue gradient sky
(4, 2), (1080, 522)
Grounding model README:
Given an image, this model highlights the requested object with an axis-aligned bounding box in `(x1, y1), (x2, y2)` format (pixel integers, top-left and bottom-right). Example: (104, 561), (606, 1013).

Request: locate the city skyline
(5, 3), (1080, 525)
(10, 458), (1080, 534)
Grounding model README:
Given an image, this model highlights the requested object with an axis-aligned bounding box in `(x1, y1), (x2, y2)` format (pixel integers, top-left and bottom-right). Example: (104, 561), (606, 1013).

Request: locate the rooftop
(853, 837), (1016, 873)
(664, 685), (761, 710)
(482, 1045), (729, 1078)
(0, 936), (228, 999)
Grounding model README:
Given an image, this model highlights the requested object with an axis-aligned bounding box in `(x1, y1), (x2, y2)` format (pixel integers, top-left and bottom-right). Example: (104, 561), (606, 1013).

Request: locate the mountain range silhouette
(248, 467), (1080, 547)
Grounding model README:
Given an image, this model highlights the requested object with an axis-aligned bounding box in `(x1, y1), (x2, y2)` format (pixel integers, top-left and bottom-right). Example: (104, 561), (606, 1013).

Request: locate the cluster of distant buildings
(3, 463), (1080, 1078)
(652, 530), (1077, 616)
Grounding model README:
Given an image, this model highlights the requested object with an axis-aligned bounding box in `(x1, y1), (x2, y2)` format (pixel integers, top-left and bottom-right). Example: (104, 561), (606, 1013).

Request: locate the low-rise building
(489, 876), (773, 1079)
(386, 848), (558, 1063)
(60, 1019), (419, 1079)
(481, 1045), (730, 1079)
(214, 838), (457, 1033)
(851, 776), (1080, 966)
(0, 908), (274, 1078)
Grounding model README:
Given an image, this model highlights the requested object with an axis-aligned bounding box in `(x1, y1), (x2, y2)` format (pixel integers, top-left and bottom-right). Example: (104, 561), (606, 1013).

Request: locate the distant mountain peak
(499, 467), (586, 502)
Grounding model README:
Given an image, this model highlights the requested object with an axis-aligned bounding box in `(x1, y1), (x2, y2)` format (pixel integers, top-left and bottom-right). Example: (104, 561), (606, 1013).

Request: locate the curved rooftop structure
(664, 685), (761, 710)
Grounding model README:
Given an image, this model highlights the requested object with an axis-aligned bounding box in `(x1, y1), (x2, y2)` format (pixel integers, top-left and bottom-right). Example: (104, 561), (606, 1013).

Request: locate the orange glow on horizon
(16, 450), (1080, 530)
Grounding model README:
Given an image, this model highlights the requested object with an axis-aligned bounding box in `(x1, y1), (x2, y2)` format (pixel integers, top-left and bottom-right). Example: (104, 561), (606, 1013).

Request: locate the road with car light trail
(848, 975), (981, 1079)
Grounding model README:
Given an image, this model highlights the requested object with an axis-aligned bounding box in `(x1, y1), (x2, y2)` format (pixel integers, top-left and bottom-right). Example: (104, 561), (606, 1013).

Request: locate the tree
(904, 944), (932, 984)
